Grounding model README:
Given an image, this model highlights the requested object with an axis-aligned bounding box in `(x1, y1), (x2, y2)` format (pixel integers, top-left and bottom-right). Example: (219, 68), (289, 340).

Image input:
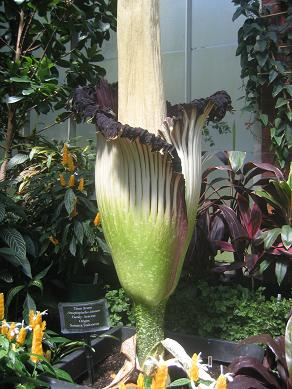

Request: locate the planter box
(44, 327), (264, 388)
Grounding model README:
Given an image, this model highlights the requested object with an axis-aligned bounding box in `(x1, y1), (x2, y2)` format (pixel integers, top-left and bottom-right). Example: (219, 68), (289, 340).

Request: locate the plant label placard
(58, 299), (110, 334)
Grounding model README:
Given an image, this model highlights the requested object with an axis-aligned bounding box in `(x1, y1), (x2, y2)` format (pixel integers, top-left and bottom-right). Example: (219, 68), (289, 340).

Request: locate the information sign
(58, 299), (110, 334)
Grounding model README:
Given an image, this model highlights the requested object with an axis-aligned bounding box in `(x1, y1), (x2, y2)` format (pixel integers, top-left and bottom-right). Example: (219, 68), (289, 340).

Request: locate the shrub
(106, 282), (291, 341)
(105, 288), (135, 327)
(166, 281), (291, 341)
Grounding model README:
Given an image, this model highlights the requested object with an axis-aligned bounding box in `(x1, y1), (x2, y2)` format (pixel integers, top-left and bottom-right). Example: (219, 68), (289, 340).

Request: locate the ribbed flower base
(134, 300), (166, 366)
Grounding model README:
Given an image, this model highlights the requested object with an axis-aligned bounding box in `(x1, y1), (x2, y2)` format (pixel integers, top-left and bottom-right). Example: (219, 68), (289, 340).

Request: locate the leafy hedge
(106, 282), (292, 341)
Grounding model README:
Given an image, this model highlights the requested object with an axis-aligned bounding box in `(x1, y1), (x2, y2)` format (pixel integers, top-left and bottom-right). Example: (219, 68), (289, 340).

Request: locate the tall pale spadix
(74, 0), (231, 366)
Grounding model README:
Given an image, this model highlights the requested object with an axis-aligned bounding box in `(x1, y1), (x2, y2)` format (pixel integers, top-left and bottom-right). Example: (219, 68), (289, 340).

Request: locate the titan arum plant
(74, 0), (231, 365)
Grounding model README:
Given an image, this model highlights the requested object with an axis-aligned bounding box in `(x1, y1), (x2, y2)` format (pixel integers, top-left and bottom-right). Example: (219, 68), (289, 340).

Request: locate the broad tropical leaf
(285, 315), (292, 381)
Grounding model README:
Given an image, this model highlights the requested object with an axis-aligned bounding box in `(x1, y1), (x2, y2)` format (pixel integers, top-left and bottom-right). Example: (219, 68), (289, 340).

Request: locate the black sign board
(58, 299), (110, 334)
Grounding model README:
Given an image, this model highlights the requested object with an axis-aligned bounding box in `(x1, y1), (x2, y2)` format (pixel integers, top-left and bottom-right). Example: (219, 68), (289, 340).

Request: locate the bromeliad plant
(74, 0), (232, 365)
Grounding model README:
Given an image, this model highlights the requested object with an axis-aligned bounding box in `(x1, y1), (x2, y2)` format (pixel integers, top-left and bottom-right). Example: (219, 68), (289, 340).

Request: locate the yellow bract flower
(93, 212), (101, 226)
(29, 310), (42, 329)
(0, 293), (4, 320)
(67, 154), (75, 172)
(30, 324), (44, 363)
(137, 373), (145, 389)
(190, 353), (199, 382)
(41, 320), (46, 331)
(151, 364), (168, 389)
(62, 144), (69, 166)
(78, 177), (85, 191)
(68, 174), (75, 187)
(215, 374), (227, 389)
(59, 174), (66, 187)
(1, 320), (8, 336)
(16, 327), (27, 346)
(6, 322), (16, 341)
(118, 384), (126, 389)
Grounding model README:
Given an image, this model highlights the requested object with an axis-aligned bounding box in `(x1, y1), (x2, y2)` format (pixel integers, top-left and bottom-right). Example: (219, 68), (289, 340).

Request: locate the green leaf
(29, 279), (43, 293)
(275, 97), (287, 108)
(34, 263), (52, 280)
(232, 6), (243, 21)
(54, 368), (73, 383)
(1, 227), (26, 259)
(227, 151), (246, 172)
(272, 84), (283, 97)
(288, 163), (292, 189)
(78, 196), (97, 214)
(285, 315), (292, 381)
(22, 234), (37, 258)
(275, 261), (288, 286)
(0, 246), (32, 278)
(286, 85), (292, 97)
(269, 70), (278, 84)
(281, 225), (292, 250)
(74, 221), (84, 244)
(6, 96), (24, 104)
(0, 203), (5, 223)
(256, 52), (269, 67)
(47, 154), (53, 169)
(261, 228), (281, 250)
(0, 349), (7, 359)
(22, 88), (35, 96)
(5, 285), (26, 310)
(83, 221), (95, 244)
(69, 236), (76, 256)
(259, 259), (271, 274)
(23, 293), (36, 322)
(64, 188), (76, 215)
(0, 336), (9, 350)
(61, 224), (70, 248)
(274, 118), (281, 128)
(7, 154), (29, 170)
(168, 378), (191, 387)
(96, 236), (111, 254)
(259, 114), (268, 126)
(10, 76), (30, 83)
(254, 189), (282, 210)
(254, 39), (267, 52)
(0, 269), (13, 283)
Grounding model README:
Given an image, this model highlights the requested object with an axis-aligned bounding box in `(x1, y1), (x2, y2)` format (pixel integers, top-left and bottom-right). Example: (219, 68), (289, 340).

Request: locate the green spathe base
(134, 300), (167, 366)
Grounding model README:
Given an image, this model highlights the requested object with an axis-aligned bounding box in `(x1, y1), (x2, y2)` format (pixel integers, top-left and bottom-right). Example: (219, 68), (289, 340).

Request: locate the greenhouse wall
(35, 0), (262, 161)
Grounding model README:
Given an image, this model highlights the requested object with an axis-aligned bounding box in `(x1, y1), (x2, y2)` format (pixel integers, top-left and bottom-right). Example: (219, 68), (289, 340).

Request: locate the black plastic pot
(45, 326), (264, 388)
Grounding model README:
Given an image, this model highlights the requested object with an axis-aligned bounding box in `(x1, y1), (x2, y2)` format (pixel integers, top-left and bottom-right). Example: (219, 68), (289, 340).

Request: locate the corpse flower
(74, 83), (231, 364)
(74, 0), (232, 366)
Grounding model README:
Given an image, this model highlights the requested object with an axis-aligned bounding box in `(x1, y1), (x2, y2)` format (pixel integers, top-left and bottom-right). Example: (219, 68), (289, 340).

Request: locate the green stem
(134, 300), (167, 366)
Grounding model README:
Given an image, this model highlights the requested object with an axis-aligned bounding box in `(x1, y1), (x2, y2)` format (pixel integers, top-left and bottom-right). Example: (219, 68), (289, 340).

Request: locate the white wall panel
(40, 0), (262, 160)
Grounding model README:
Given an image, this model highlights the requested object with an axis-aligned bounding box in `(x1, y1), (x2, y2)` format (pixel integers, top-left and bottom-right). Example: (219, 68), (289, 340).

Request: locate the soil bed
(81, 346), (126, 389)
(80, 349), (228, 389)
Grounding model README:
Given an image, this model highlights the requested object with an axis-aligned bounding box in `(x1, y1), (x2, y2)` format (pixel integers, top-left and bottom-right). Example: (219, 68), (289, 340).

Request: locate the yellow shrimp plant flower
(0, 293), (4, 320)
